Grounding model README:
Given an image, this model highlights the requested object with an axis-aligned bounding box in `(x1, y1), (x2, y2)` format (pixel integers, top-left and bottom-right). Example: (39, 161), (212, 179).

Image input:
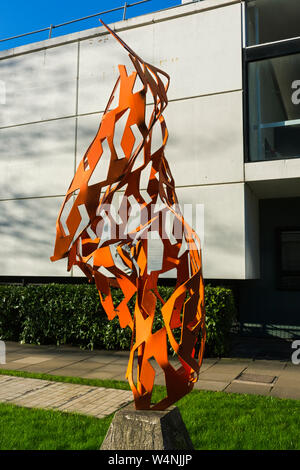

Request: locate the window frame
(245, 0), (300, 49)
(243, 33), (300, 163)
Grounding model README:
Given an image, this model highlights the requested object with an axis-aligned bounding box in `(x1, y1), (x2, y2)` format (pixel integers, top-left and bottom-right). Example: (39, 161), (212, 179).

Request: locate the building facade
(0, 0), (299, 339)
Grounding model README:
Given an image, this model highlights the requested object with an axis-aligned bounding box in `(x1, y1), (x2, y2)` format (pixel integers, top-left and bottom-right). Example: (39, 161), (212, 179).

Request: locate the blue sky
(0, 0), (181, 51)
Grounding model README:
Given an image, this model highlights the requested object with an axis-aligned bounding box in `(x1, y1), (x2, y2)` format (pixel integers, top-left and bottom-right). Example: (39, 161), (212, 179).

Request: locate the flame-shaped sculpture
(51, 20), (206, 410)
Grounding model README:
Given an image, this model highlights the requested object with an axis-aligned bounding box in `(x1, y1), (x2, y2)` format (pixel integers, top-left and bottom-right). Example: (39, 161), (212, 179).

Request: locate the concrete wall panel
(76, 91), (244, 187)
(78, 3), (242, 114)
(0, 2), (245, 280)
(76, 113), (101, 165)
(0, 118), (76, 199)
(245, 184), (260, 279)
(0, 197), (67, 276)
(176, 183), (246, 279)
(165, 92), (244, 186)
(245, 159), (300, 182)
(0, 42), (78, 127)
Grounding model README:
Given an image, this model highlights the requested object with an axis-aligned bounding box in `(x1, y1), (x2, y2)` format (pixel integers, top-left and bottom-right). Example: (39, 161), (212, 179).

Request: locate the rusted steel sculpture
(51, 21), (206, 410)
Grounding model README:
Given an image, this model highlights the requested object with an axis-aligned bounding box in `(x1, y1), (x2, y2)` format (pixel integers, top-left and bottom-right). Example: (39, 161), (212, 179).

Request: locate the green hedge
(0, 283), (236, 357)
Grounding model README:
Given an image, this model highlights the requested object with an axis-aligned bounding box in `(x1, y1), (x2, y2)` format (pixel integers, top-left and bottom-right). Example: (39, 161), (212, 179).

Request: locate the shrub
(0, 285), (25, 341)
(0, 283), (236, 357)
(204, 285), (237, 356)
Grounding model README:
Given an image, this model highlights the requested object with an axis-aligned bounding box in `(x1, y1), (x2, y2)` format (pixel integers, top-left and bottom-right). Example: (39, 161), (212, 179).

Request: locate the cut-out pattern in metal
(51, 20), (206, 410)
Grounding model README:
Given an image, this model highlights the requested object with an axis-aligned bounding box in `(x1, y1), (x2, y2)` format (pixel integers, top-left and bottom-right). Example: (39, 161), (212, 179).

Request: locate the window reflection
(247, 0), (300, 46)
(248, 54), (300, 161)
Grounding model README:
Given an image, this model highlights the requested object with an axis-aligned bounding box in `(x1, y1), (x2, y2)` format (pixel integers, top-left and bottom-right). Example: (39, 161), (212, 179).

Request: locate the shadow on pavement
(227, 335), (293, 361)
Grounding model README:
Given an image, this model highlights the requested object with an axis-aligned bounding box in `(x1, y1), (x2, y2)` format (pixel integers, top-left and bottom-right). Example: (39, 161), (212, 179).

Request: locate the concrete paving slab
(43, 367), (94, 378)
(193, 380), (228, 392)
(11, 355), (54, 365)
(218, 357), (253, 364)
(274, 366), (300, 377)
(4, 342), (25, 352)
(0, 362), (39, 371)
(270, 386), (300, 400)
(3, 352), (30, 361)
(94, 364), (126, 374)
(85, 356), (112, 364)
(224, 382), (272, 396)
(0, 374), (133, 418)
(271, 375), (300, 388)
(197, 361), (218, 372)
(244, 362), (287, 374)
(111, 350), (130, 357)
(76, 370), (116, 380)
(108, 374), (127, 381)
(0, 340), (299, 403)
(54, 360), (105, 370)
(69, 369), (119, 380)
(41, 352), (97, 361)
(12, 363), (75, 374)
(234, 372), (277, 384)
(198, 371), (243, 383)
(204, 362), (249, 372)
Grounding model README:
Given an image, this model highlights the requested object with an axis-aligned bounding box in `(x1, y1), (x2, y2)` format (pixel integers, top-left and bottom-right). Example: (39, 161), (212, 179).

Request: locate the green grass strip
(0, 402), (112, 450)
(0, 368), (300, 450)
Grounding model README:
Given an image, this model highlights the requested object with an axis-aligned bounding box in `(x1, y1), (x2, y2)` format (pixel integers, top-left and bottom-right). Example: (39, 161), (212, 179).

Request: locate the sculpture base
(100, 402), (193, 450)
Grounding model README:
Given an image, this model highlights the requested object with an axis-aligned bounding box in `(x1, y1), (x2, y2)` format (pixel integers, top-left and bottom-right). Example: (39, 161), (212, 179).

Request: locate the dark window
(278, 228), (300, 290)
(246, 0), (300, 47)
(248, 53), (300, 161)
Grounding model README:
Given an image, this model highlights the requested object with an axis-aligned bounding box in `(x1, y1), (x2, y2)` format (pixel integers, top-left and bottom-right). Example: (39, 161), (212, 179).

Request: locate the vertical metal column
(123, 2), (128, 20)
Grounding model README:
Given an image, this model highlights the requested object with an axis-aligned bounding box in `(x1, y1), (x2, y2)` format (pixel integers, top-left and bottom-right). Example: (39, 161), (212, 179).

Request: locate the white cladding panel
(0, 119), (76, 199)
(78, 3), (242, 114)
(0, 42), (78, 127)
(0, 2), (246, 279)
(176, 184), (246, 279)
(0, 197), (67, 276)
(76, 91), (244, 187)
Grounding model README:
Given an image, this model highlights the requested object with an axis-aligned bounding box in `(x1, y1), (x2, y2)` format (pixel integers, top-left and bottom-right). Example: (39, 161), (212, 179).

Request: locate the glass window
(246, 0), (300, 47)
(248, 53), (300, 161)
(278, 229), (300, 290)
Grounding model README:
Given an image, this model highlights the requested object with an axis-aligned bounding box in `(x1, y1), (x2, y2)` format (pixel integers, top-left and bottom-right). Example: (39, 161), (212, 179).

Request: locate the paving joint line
(5, 380), (54, 402)
(0, 376), (17, 386)
(198, 359), (220, 375)
(52, 386), (97, 409)
(31, 354), (100, 374)
(221, 366), (249, 392)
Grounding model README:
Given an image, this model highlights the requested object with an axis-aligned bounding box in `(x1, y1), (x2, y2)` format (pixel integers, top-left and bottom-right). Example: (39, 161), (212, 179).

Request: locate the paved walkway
(0, 338), (299, 419)
(0, 374), (132, 418)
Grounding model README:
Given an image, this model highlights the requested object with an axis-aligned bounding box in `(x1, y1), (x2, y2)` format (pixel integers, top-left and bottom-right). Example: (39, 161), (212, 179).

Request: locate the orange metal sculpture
(51, 21), (206, 410)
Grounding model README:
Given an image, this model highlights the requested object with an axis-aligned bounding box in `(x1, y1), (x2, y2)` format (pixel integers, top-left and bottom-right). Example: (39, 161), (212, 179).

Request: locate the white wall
(77, 2), (242, 114)
(0, 0), (247, 279)
(0, 197), (67, 276)
(244, 184), (260, 279)
(0, 119), (76, 199)
(0, 43), (78, 127)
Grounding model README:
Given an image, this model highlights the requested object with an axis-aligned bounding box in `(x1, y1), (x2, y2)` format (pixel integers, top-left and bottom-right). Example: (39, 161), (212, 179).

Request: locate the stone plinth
(100, 403), (193, 450)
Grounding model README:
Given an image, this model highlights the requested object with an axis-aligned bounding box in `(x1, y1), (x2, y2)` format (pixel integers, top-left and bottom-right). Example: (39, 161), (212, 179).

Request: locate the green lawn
(0, 369), (299, 450)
